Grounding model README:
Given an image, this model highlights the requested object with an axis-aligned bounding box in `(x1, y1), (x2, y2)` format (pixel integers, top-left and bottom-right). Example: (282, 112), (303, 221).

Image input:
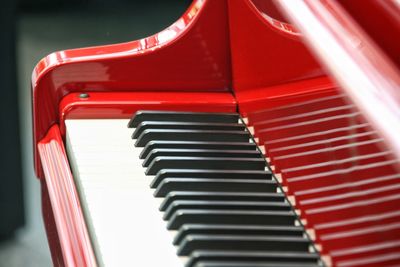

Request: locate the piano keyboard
(66, 111), (322, 267)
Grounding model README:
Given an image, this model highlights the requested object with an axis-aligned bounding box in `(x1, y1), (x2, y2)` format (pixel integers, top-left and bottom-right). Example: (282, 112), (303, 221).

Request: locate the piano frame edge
(38, 125), (97, 267)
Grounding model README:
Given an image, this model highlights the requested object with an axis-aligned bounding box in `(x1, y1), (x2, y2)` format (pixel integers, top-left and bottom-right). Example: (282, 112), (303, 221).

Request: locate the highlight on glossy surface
(32, 0), (231, 177)
(250, 0), (301, 37)
(277, 0), (400, 162)
(38, 125), (96, 267)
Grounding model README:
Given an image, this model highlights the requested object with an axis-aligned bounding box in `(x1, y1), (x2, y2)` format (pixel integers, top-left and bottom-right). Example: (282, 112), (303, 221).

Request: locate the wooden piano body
(32, 0), (400, 266)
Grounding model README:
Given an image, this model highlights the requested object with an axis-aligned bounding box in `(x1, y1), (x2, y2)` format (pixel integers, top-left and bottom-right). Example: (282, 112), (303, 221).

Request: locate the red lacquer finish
(58, 91), (237, 136)
(244, 88), (400, 266)
(227, 0), (325, 91)
(32, 0), (231, 177)
(41, 178), (67, 267)
(338, 0), (400, 69)
(38, 125), (96, 267)
(236, 76), (337, 117)
(31, 0), (400, 266)
(277, 0), (400, 162)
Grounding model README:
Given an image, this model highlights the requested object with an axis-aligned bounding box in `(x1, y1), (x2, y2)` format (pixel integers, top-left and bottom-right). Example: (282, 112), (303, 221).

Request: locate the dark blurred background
(0, 0), (190, 265)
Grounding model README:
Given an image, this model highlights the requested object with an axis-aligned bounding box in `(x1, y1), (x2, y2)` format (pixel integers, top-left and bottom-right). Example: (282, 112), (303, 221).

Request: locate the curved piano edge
(31, 0), (205, 84)
(32, 0), (232, 178)
(38, 124), (97, 267)
(245, 0), (302, 40)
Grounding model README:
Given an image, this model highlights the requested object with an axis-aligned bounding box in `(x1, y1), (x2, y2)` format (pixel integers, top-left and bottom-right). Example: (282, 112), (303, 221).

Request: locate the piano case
(32, 0), (400, 266)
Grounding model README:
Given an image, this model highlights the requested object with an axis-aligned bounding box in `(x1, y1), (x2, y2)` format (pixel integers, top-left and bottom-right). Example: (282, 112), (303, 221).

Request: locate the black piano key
(174, 224), (304, 245)
(126, 110), (321, 266)
(128, 110), (239, 128)
(132, 121), (246, 139)
(167, 210), (296, 230)
(140, 141), (257, 159)
(152, 170), (271, 188)
(163, 200), (291, 220)
(135, 129), (250, 147)
(186, 251), (321, 267)
(192, 261), (321, 267)
(143, 149), (262, 167)
(146, 157), (266, 175)
(154, 178), (277, 197)
(160, 192), (285, 212)
(178, 234), (311, 256)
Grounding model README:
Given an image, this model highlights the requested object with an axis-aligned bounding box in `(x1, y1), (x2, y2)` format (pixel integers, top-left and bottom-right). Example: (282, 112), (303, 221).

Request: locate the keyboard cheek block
(128, 110), (321, 267)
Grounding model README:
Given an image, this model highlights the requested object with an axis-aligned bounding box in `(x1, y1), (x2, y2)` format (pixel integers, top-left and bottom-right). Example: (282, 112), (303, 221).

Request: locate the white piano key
(66, 119), (184, 267)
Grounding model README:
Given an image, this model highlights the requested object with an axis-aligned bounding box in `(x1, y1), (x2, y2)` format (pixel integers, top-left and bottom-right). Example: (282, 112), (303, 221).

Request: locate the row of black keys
(129, 111), (321, 267)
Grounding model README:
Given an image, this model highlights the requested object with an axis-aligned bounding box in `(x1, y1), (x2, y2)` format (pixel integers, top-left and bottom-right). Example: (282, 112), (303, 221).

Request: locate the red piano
(32, 1), (400, 266)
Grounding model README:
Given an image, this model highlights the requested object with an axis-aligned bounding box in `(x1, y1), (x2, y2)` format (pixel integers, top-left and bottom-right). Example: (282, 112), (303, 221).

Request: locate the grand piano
(32, 0), (400, 266)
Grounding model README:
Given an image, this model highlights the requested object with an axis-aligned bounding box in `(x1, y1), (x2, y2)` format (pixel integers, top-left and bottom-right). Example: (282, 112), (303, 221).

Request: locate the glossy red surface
(38, 125), (96, 267)
(245, 87), (400, 266)
(41, 178), (66, 267)
(32, 0), (400, 266)
(277, 0), (400, 163)
(32, 0), (231, 177)
(236, 76), (337, 117)
(228, 0), (325, 91)
(58, 91), (237, 136)
(338, 0), (400, 69)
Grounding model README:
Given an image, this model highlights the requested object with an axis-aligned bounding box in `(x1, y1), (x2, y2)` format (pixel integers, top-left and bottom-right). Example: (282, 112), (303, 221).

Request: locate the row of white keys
(66, 119), (184, 267)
